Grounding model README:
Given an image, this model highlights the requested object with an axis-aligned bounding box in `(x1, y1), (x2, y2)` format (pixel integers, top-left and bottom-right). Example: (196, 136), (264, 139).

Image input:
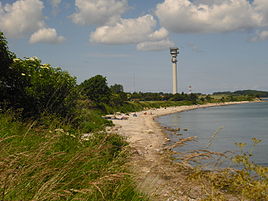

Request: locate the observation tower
(170, 47), (179, 94)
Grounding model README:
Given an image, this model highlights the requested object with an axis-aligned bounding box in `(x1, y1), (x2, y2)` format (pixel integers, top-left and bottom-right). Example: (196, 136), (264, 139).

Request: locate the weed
(187, 138), (268, 201)
(0, 112), (148, 201)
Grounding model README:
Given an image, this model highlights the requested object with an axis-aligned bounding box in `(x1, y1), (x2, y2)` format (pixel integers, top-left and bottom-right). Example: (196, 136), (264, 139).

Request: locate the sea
(157, 100), (268, 168)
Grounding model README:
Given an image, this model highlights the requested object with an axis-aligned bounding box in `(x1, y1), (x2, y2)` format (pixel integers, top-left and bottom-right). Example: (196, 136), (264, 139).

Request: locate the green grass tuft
(0, 112), (148, 201)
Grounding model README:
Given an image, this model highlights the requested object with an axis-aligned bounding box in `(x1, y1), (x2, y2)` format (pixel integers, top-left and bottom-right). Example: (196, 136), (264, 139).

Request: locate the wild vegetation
(187, 138), (268, 201)
(0, 32), (266, 200)
(0, 32), (148, 201)
(0, 111), (148, 201)
(213, 90), (268, 98)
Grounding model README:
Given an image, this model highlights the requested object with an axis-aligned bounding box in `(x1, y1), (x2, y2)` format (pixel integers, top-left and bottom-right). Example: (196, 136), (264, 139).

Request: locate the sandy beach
(110, 101), (252, 201)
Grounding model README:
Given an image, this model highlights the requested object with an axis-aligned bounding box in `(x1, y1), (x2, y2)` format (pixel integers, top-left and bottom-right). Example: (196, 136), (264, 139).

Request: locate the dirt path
(110, 102), (252, 201)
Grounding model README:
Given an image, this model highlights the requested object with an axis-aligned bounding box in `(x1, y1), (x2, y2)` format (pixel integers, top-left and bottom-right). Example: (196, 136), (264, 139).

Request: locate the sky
(1, 0), (268, 94)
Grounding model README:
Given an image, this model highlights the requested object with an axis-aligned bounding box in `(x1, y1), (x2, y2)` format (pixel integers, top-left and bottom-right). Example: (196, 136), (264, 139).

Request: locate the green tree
(0, 32), (16, 103)
(169, 93), (186, 101)
(110, 84), (128, 105)
(110, 84), (124, 94)
(0, 32), (15, 75)
(205, 95), (212, 102)
(80, 75), (111, 104)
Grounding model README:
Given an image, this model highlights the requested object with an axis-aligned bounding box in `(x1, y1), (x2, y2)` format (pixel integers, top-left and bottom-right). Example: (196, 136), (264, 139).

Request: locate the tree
(188, 93), (198, 104)
(0, 32), (15, 76)
(80, 75), (111, 104)
(110, 84), (124, 94)
(110, 84), (127, 105)
(0, 32), (16, 102)
(205, 95), (213, 102)
(169, 93), (186, 101)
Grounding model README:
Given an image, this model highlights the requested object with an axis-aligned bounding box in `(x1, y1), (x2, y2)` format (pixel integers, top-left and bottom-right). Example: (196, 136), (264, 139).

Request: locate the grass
(100, 100), (194, 114)
(0, 111), (148, 201)
(182, 138), (268, 201)
(99, 95), (256, 115)
(161, 112), (267, 200)
(0, 98), (263, 201)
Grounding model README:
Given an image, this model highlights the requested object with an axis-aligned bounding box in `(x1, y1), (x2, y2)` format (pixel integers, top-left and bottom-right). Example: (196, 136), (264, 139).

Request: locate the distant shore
(110, 100), (257, 200)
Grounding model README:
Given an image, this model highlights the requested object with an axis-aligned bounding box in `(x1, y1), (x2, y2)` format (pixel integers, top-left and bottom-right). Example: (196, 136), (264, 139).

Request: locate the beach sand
(110, 101), (252, 201)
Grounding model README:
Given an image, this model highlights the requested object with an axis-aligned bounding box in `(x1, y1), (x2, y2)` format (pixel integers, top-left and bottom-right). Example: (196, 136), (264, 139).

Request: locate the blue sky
(1, 0), (268, 93)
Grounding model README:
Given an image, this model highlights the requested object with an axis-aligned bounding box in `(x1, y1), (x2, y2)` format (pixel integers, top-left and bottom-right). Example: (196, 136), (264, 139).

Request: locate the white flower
(55, 128), (64, 133)
(13, 58), (20, 62)
(40, 64), (50, 69)
(21, 73), (26, 76)
(26, 56), (39, 61)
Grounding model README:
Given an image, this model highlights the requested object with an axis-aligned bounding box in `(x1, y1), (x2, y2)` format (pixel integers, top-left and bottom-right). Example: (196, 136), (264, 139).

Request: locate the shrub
(1, 57), (78, 118)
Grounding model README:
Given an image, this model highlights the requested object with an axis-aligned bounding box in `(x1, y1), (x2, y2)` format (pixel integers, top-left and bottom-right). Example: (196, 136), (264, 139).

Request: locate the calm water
(157, 101), (268, 167)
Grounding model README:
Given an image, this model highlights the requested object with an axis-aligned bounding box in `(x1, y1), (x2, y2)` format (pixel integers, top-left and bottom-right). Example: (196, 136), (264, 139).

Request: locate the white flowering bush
(3, 56), (78, 117)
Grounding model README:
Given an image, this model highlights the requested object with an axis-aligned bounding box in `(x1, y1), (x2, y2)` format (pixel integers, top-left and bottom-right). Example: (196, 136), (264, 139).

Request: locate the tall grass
(0, 112), (147, 201)
(185, 138), (268, 201)
(99, 100), (193, 114)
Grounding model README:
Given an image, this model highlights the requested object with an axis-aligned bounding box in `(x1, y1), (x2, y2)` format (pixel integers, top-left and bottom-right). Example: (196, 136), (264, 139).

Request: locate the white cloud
(0, 0), (45, 38)
(253, 0), (268, 24)
(155, 0), (268, 33)
(137, 39), (175, 51)
(70, 0), (128, 26)
(51, 0), (61, 7)
(149, 27), (169, 40)
(90, 14), (175, 51)
(90, 15), (157, 44)
(29, 28), (65, 44)
(251, 30), (268, 42)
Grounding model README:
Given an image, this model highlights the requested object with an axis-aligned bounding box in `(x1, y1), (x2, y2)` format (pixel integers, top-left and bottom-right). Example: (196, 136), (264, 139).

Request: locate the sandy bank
(110, 101), (253, 201)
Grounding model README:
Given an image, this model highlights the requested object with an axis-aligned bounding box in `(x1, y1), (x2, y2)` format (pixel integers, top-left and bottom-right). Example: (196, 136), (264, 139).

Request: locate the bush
(1, 56), (78, 118)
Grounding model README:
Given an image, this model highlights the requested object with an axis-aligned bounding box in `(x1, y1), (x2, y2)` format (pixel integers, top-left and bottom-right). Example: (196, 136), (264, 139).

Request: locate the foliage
(110, 84), (124, 94)
(73, 100), (113, 132)
(127, 92), (257, 104)
(213, 90), (267, 98)
(188, 138), (268, 201)
(109, 84), (128, 106)
(1, 33), (78, 118)
(110, 92), (127, 106)
(80, 75), (111, 104)
(98, 100), (193, 114)
(0, 112), (147, 201)
(0, 32), (15, 75)
(1, 57), (78, 117)
(129, 92), (173, 101)
(169, 92), (199, 103)
(0, 32), (16, 102)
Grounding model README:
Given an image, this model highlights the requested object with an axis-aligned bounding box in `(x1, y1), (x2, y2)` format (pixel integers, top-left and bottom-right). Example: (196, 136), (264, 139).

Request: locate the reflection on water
(157, 102), (268, 168)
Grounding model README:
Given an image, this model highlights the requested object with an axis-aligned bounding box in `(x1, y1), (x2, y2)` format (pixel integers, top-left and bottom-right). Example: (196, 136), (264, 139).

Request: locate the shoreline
(110, 101), (258, 200)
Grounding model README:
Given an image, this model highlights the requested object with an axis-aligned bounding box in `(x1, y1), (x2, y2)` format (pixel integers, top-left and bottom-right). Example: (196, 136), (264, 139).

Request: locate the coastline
(110, 101), (256, 200)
